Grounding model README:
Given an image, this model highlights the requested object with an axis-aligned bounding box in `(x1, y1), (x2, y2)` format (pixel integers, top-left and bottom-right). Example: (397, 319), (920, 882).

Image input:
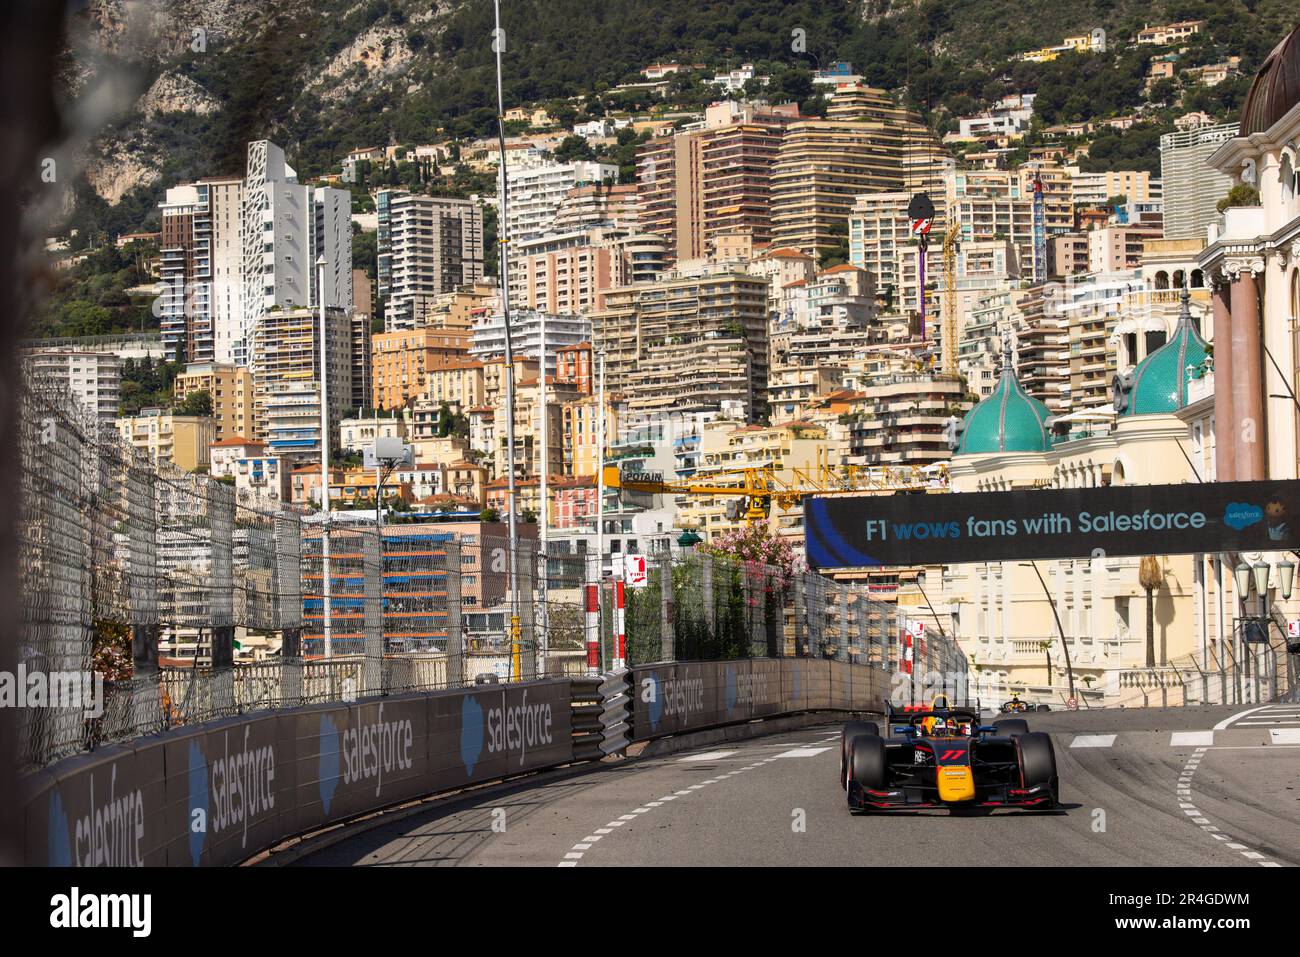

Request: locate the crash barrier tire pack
(20, 659), (903, 866)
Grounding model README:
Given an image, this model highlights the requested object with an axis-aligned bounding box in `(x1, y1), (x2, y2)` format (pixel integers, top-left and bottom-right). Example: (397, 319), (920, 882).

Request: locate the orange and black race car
(839, 700), (1058, 813)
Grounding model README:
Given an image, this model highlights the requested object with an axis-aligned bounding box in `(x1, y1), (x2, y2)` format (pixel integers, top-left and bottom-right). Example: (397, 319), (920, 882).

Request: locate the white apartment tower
(505, 160), (618, 243)
(376, 189), (484, 330)
(237, 140), (352, 365)
(1159, 123), (1236, 241)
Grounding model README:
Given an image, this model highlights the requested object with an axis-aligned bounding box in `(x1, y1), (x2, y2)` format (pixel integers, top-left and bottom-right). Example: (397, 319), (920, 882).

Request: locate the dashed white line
(1175, 746), (1279, 867)
(557, 736), (820, 867)
(1070, 734), (1117, 748)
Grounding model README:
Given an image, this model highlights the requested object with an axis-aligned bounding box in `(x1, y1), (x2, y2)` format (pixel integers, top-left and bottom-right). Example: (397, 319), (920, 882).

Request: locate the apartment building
(158, 176), (243, 364)
(844, 372), (971, 467)
(561, 392), (618, 477)
(748, 246), (817, 314)
(420, 360), (487, 414)
(239, 141), (352, 367)
(173, 362), (254, 443)
(1014, 282), (1072, 413)
(376, 189), (485, 330)
(958, 289), (1021, 401)
(506, 160), (617, 244)
(848, 191), (936, 312)
(771, 87), (943, 257)
(1159, 123), (1237, 240)
(637, 101), (800, 263)
(21, 350), (121, 421)
(592, 269), (769, 420)
(553, 182), (640, 232)
(1068, 168), (1161, 208)
(469, 309), (591, 377)
(371, 326), (472, 410)
(510, 226), (666, 314)
(209, 437), (289, 504)
(1088, 224), (1164, 273)
(250, 306), (353, 459)
(116, 409), (215, 472)
(555, 342), (594, 395)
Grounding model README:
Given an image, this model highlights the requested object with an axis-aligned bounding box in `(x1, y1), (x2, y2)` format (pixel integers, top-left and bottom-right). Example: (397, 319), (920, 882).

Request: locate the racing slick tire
(840, 721), (880, 789)
(1016, 731), (1059, 807)
(995, 718), (1030, 737)
(850, 734), (888, 793)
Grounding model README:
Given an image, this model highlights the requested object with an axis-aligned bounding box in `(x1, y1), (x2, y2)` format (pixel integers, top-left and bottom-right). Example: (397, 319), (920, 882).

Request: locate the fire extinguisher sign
(624, 554), (649, 588)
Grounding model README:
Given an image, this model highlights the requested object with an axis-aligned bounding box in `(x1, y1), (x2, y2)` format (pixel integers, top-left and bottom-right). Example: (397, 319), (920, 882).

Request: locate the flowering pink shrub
(699, 520), (803, 591)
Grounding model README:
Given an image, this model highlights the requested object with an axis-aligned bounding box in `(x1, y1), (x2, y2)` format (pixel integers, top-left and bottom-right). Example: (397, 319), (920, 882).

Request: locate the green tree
(1216, 183), (1260, 213)
(174, 389), (213, 417)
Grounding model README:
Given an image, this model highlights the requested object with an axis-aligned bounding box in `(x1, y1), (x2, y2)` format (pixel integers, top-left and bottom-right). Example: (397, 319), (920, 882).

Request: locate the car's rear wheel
(840, 720), (879, 789)
(996, 718), (1030, 737)
(1017, 731), (1058, 807)
(850, 734), (888, 792)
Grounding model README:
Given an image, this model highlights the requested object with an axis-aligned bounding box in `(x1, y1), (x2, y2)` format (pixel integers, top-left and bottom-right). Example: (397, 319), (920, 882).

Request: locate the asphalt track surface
(289, 703), (1300, 867)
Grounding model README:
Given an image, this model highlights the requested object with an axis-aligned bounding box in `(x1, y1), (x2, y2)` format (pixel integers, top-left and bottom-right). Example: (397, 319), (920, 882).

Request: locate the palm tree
(1139, 555), (1165, 667)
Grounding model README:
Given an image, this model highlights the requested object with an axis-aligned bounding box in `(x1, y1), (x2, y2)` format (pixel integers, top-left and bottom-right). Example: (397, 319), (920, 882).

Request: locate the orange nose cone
(937, 767), (976, 802)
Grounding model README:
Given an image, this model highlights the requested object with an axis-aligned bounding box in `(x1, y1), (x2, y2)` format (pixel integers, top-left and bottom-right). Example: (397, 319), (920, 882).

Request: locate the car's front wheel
(840, 720), (879, 789)
(850, 734), (888, 794)
(1016, 731), (1058, 807)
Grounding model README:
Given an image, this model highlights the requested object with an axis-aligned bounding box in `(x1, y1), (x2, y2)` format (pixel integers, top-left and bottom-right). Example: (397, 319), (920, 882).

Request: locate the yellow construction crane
(941, 221), (961, 376)
(602, 456), (946, 526)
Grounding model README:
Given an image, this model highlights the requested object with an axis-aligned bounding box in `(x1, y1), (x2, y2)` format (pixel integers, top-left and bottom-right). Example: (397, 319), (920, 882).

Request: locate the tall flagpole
(493, 0), (522, 680)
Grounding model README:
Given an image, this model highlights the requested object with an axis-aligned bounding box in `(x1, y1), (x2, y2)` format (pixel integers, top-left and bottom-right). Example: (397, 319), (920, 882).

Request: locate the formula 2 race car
(840, 703), (1058, 813)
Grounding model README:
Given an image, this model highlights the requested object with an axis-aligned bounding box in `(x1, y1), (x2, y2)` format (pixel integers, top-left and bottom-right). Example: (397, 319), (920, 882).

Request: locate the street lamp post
(1021, 561), (1075, 700)
(317, 256), (332, 665)
(493, 0), (522, 680)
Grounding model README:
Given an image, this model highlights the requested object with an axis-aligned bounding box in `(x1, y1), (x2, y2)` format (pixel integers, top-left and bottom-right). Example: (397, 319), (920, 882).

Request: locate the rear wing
(885, 703), (980, 730)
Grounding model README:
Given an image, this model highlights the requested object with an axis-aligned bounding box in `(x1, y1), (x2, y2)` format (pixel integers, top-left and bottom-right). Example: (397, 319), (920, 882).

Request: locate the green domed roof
(954, 342), (1052, 455)
(1117, 288), (1208, 417)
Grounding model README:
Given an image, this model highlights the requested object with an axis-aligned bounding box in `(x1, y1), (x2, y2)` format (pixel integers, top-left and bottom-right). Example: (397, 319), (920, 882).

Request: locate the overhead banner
(805, 480), (1300, 569)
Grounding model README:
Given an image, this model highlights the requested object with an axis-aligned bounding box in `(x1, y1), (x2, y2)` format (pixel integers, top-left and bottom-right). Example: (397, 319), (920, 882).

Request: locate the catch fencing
(609, 549), (967, 689)
(15, 378), (589, 769)
(17, 376), (963, 771)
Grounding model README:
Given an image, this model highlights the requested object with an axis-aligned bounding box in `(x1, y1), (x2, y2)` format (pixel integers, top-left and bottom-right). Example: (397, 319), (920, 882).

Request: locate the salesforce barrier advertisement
(630, 660), (887, 741)
(22, 680), (571, 867)
(805, 479), (1300, 569)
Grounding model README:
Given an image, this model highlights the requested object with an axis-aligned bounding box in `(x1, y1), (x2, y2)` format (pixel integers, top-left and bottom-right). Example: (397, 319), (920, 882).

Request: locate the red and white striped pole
(614, 578), (626, 670)
(584, 551), (600, 676)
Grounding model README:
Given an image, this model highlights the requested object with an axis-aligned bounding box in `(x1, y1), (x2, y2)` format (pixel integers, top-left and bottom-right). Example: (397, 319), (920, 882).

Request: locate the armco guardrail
(629, 659), (893, 741)
(21, 678), (571, 867)
(20, 659), (922, 866)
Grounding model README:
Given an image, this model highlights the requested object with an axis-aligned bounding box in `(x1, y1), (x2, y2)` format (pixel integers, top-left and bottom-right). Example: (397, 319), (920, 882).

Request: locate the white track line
(557, 737), (816, 866)
(1213, 705), (1270, 730)
(1175, 746), (1280, 867)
